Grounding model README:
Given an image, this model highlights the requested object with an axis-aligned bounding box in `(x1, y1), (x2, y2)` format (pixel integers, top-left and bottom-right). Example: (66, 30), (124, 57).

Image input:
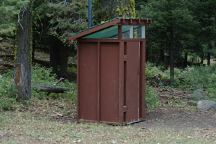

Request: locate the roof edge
(68, 18), (121, 41)
(68, 18), (152, 41)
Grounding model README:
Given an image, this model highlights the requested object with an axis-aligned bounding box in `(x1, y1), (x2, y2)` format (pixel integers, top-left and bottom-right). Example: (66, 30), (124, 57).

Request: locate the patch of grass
(0, 97), (16, 111)
(0, 112), (216, 144)
(0, 71), (18, 111)
(145, 85), (160, 110)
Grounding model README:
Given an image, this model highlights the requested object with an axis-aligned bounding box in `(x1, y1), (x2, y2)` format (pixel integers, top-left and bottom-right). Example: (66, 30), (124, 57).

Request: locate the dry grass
(1, 111), (216, 144)
(1, 95), (216, 144)
(0, 109), (216, 144)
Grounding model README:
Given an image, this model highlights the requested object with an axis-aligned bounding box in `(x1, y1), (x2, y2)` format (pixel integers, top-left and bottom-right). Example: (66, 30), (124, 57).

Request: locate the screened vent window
(122, 25), (145, 39)
(82, 25), (146, 39)
(83, 26), (118, 39)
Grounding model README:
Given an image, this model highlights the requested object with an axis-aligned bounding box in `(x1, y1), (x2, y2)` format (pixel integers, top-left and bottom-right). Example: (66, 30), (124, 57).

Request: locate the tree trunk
(207, 42), (213, 66)
(157, 48), (164, 66)
(169, 28), (174, 83)
(207, 52), (210, 66)
(49, 36), (69, 77)
(59, 46), (69, 77)
(15, 5), (32, 100)
(50, 42), (59, 72)
(168, 3), (174, 83)
(169, 46), (174, 83)
(32, 43), (35, 62)
(184, 52), (188, 67)
(200, 52), (204, 64)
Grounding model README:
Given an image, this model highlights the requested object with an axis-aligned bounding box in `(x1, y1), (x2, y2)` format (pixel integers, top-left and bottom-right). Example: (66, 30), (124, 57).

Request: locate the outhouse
(69, 18), (151, 124)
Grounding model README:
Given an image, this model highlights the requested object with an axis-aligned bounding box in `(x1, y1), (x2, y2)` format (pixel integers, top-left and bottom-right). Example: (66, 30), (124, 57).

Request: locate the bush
(0, 97), (16, 111)
(146, 63), (169, 80)
(174, 65), (216, 100)
(0, 65), (76, 111)
(32, 65), (76, 101)
(145, 85), (160, 110)
(0, 71), (18, 111)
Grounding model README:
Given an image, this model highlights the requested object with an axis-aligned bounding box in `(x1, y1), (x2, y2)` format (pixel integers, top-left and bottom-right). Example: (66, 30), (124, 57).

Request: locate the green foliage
(0, 97), (16, 111)
(33, 0), (87, 43)
(146, 63), (169, 80)
(139, 0), (198, 63)
(32, 65), (76, 101)
(145, 85), (160, 110)
(137, 0), (216, 69)
(0, 65), (76, 111)
(0, 71), (18, 110)
(173, 65), (216, 100)
(146, 63), (216, 101)
(146, 63), (181, 87)
(94, 0), (136, 24)
(0, 0), (28, 37)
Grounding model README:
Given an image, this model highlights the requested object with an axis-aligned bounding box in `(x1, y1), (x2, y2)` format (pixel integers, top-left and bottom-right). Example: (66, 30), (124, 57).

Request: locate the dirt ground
(138, 88), (216, 130)
(138, 107), (216, 130)
(1, 88), (216, 144)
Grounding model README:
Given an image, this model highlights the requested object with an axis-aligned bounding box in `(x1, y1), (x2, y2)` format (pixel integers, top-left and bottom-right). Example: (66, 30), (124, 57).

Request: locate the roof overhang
(68, 18), (152, 41)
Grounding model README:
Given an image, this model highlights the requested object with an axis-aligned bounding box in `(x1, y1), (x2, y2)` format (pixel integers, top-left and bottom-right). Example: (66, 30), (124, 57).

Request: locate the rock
(192, 89), (207, 101)
(197, 100), (216, 112)
(0, 131), (9, 139)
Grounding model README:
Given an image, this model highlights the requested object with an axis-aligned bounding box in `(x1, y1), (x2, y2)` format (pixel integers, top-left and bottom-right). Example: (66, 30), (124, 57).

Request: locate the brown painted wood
(125, 41), (140, 122)
(75, 18), (149, 124)
(119, 41), (124, 123)
(97, 42), (101, 121)
(79, 42), (98, 121)
(100, 42), (119, 122)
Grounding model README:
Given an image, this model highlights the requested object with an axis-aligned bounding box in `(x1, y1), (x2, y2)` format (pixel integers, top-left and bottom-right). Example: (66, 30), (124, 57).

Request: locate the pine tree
(139, 0), (198, 82)
(15, 0), (32, 100)
(94, 0), (136, 24)
(0, 0), (28, 38)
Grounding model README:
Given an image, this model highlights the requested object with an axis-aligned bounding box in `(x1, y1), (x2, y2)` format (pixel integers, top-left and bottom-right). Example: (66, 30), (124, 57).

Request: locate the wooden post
(15, 5), (32, 100)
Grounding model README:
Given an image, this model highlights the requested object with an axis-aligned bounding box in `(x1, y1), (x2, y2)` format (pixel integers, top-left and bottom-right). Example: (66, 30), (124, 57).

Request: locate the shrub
(32, 65), (76, 101)
(0, 71), (18, 111)
(146, 63), (183, 87)
(145, 85), (160, 110)
(172, 65), (216, 101)
(146, 63), (169, 80)
(0, 65), (77, 111)
(0, 97), (16, 111)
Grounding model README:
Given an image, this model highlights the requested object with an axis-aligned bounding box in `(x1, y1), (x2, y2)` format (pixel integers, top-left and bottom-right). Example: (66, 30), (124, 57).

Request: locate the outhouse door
(122, 41), (143, 122)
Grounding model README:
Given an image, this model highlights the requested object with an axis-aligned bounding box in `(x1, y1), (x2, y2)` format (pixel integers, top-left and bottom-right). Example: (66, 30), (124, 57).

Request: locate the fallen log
(0, 62), (14, 68)
(32, 84), (68, 93)
(0, 54), (14, 59)
(33, 58), (50, 67)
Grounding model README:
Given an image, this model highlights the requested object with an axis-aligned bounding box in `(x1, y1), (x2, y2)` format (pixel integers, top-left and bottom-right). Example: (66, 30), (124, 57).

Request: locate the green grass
(145, 85), (160, 110)
(0, 111), (215, 144)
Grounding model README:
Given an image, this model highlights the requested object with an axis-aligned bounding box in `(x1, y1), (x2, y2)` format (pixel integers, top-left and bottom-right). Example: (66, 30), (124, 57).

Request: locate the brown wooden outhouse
(69, 18), (151, 124)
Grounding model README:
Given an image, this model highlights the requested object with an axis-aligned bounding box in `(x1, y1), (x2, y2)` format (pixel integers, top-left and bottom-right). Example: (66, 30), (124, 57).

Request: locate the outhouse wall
(77, 39), (146, 124)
